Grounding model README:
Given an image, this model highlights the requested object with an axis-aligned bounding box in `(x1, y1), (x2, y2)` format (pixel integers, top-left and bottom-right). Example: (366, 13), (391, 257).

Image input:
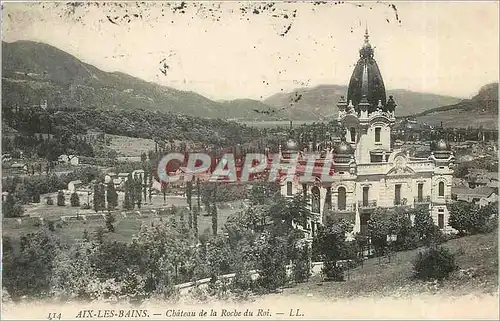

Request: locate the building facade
(279, 29), (455, 237)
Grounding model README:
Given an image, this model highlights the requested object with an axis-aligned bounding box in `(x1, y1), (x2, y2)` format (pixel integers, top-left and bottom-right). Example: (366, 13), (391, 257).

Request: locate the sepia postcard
(1, 1), (499, 320)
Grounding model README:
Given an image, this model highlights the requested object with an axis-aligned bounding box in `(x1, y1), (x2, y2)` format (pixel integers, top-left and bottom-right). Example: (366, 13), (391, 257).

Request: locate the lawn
(275, 231), (498, 300)
(106, 134), (157, 157)
(3, 199), (245, 245)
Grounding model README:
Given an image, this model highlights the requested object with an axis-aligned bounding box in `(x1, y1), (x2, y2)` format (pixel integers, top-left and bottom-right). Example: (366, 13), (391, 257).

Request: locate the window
(395, 184), (401, 205)
(338, 187), (346, 210)
(286, 181), (292, 196)
(370, 155), (383, 163)
(362, 186), (369, 206)
(350, 127), (356, 142)
(438, 181), (445, 197)
(417, 183), (423, 202)
(311, 187), (320, 213)
(438, 214), (444, 229)
(325, 187), (332, 210)
(302, 184), (307, 198)
(375, 127), (381, 143)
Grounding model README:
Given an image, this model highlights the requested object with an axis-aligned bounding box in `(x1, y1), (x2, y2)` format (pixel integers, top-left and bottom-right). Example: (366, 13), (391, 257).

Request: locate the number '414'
(47, 312), (61, 320)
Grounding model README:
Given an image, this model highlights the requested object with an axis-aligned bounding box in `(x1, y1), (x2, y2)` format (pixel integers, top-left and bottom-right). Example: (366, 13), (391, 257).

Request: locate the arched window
(311, 186), (321, 213)
(350, 127), (356, 142)
(438, 181), (445, 197)
(286, 181), (293, 196)
(337, 187), (346, 210)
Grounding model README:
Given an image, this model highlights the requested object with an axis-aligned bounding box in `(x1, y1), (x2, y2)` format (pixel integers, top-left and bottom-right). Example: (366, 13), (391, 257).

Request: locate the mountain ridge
(2, 40), (487, 124)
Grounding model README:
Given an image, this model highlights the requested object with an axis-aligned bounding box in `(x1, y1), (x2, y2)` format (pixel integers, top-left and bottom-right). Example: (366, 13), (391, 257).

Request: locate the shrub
(57, 191), (65, 206)
(321, 261), (345, 281)
(46, 196), (54, 205)
(70, 192), (80, 207)
(413, 246), (458, 281)
(291, 244), (312, 283)
(105, 212), (116, 233)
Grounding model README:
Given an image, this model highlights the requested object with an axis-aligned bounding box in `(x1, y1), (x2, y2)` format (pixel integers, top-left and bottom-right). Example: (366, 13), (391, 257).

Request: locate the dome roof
(334, 141), (354, 155)
(433, 139), (450, 151)
(285, 138), (299, 151)
(347, 28), (387, 114)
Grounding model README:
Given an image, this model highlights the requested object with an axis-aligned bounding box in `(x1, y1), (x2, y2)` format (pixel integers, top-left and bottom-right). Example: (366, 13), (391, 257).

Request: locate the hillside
(414, 83), (498, 129)
(1, 40), (284, 121)
(263, 84), (462, 120)
(274, 231), (498, 301)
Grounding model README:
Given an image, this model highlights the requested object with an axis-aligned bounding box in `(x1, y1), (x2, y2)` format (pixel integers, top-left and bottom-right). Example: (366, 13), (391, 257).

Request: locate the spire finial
(364, 24), (370, 45)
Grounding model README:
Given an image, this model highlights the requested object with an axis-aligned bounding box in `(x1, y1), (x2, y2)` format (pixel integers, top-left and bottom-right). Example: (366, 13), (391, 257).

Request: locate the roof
(117, 172), (129, 177)
(453, 186), (496, 198)
(347, 29), (387, 113)
(69, 180), (82, 185)
(112, 178), (123, 184)
(11, 163), (26, 168)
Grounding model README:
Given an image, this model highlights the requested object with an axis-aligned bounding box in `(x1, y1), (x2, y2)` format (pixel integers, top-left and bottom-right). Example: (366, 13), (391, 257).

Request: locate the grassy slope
(280, 231), (498, 299)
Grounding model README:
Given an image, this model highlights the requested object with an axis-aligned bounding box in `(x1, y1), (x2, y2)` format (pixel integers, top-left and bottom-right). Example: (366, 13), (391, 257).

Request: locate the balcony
(358, 200), (377, 211)
(414, 196), (431, 204)
(434, 196), (453, 204)
(330, 204), (356, 213)
(393, 198), (409, 207)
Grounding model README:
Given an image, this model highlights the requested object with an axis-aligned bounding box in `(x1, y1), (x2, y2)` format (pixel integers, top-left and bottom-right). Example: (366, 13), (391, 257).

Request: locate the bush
(70, 192), (80, 207)
(321, 261), (345, 281)
(413, 246), (458, 281)
(291, 245), (312, 283)
(46, 196), (54, 205)
(57, 191), (65, 206)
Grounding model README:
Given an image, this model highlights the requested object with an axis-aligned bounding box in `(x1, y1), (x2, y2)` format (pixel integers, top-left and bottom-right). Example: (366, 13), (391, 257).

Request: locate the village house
(68, 180), (83, 193)
(10, 162), (28, 174)
(452, 186), (498, 207)
(58, 154), (79, 166)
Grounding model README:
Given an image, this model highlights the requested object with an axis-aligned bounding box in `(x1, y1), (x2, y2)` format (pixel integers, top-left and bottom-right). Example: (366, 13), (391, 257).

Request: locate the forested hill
(1, 40), (286, 121)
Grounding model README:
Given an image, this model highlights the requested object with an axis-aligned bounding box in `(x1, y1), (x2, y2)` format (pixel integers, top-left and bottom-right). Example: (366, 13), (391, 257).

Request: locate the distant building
(453, 186), (497, 206)
(10, 162), (28, 173)
(68, 180), (83, 193)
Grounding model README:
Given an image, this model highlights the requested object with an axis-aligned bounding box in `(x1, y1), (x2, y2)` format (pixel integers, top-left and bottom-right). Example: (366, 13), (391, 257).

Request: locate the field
(106, 134), (157, 157)
(240, 120), (319, 128)
(272, 231), (498, 300)
(4, 195), (246, 244)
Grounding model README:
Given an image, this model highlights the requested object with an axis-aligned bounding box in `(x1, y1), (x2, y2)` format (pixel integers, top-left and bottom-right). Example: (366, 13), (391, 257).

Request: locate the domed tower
(333, 128), (356, 174)
(346, 28), (388, 114)
(337, 28), (397, 164)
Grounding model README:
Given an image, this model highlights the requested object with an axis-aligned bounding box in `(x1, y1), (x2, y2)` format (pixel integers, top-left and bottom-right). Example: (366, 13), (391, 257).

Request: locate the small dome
(433, 139), (450, 151)
(286, 139), (299, 151)
(333, 141), (354, 155)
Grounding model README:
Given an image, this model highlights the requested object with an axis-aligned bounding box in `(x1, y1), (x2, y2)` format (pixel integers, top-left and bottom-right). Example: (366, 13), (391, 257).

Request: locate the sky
(2, 1), (499, 101)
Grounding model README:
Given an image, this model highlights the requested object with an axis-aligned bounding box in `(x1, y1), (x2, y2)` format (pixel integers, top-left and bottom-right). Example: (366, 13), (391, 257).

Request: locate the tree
(2, 193), (24, 218)
(448, 201), (489, 236)
(161, 182), (167, 204)
(105, 212), (116, 233)
(93, 183), (105, 212)
(106, 183), (118, 210)
(413, 206), (435, 243)
(316, 223), (350, 281)
(123, 176), (135, 210)
(413, 246), (458, 281)
(57, 191), (65, 206)
(388, 208), (416, 251)
(3, 231), (60, 299)
(186, 180), (193, 229)
(70, 192), (80, 207)
(367, 208), (390, 257)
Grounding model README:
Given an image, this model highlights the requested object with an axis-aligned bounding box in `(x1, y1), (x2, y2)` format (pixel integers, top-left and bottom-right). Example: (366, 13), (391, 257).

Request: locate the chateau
(279, 29), (455, 237)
